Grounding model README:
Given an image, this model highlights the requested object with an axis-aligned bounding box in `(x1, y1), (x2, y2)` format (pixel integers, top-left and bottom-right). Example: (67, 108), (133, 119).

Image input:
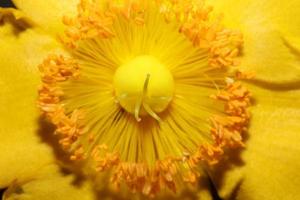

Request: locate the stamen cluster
(37, 0), (252, 197)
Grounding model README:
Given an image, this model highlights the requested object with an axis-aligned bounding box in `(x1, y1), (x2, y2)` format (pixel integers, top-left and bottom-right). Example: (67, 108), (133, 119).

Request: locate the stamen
(37, 0), (251, 197)
(203, 73), (220, 92)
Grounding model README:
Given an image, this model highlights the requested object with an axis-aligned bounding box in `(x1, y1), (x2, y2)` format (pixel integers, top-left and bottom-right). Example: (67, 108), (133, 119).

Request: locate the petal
(209, 84), (300, 199)
(3, 164), (95, 200)
(207, 0), (300, 84)
(12, 0), (79, 35)
(0, 9), (65, 187)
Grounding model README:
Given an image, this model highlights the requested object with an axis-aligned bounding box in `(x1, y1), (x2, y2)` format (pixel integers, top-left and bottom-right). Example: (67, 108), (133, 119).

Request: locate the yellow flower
(36, 0), (251, 197)
(1, 0), (300, 200)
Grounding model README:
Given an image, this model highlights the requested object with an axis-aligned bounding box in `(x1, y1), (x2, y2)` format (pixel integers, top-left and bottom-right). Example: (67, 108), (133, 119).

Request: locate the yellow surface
(3, 164), (95, 200)
(2, 0), (300, 199)
(208, 0), (300, 84)
(12, 0), (79, 35)
(0, 7), (62, 186)
(209, 84), (300, 200)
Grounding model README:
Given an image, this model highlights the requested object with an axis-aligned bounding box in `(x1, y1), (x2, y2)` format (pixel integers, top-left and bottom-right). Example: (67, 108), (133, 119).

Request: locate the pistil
(113, 55), (174, 121)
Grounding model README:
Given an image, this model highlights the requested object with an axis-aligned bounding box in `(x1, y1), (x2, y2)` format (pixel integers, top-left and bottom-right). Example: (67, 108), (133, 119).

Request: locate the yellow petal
(0, 8), (64, 187)
(12, 0), (79, 35)
(209, 84), (300, 199)
(3, 164), (95, 200)
(207, 0), (300, 84)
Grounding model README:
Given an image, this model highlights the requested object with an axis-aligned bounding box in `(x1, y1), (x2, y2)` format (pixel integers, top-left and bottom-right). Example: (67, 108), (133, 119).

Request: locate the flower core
(37, 0), (252, 197)
(114, 55), (174, 121)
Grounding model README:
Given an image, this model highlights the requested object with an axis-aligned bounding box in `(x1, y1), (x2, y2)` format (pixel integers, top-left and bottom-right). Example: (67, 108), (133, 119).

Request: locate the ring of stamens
(38, 0), (252, 197)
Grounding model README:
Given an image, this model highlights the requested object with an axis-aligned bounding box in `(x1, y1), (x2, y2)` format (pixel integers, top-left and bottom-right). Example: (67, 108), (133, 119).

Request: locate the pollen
(38, 0), (252, 197)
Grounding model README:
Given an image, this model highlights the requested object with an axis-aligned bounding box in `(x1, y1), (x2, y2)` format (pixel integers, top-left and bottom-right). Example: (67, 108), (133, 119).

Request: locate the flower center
(37, 0), (252, 197)
(113, 55), (174, 121)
